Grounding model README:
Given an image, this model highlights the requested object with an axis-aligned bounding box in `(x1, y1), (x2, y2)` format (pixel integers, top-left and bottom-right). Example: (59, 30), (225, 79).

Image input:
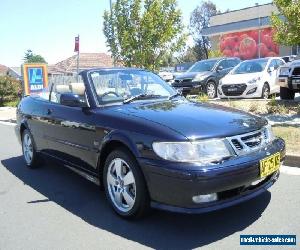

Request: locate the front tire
(280, 87), (295, 100)
(261, 83), (270, 99)
(103, 148), (150, 219)
(22, 129), (41, 168)
(206, 81), (217, 99)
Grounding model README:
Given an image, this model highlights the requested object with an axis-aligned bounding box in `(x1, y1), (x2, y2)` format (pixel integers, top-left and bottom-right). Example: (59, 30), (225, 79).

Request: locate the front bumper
(138, 138), (285, 213)
(277, 76), (300, 91)
(218, 83), (262, 98)
(172, 81), (205, 95)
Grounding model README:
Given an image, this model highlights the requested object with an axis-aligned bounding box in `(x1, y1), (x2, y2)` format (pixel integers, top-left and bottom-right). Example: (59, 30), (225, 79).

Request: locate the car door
(273, 59), (285, 93)
(43, 82), (99, 174)
(22, 95), (50, 152)
(215, 59), (235, 83)
(267, 59), (279, 94)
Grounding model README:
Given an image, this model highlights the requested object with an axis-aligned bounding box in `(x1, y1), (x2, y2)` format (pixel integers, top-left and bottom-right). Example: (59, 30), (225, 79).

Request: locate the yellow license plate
(260, 152), (281, 178)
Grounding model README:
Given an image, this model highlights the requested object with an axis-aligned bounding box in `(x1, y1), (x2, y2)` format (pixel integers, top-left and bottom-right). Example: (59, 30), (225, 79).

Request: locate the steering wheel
(100, 91), (120, 98)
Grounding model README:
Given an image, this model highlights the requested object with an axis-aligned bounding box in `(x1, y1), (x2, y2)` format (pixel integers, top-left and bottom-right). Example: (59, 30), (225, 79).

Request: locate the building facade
(202, 3), (296, 60)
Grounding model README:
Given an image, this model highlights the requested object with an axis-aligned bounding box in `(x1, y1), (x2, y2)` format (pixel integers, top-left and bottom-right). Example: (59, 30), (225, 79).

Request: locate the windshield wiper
(123, 94), (163, 104)
(168, 92), (182, 100)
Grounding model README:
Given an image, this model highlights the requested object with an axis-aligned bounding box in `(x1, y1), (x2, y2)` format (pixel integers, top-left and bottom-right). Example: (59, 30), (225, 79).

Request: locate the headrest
(55, 84), (70, 93)
(70, 82), (85, 95)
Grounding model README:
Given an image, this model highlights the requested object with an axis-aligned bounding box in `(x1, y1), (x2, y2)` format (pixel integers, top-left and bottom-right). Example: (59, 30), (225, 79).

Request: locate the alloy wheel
(23, 133), (33, 165)
(106, 158), (136, 213)
(262, 85), (270, 99)
(207, 82), (216, 98)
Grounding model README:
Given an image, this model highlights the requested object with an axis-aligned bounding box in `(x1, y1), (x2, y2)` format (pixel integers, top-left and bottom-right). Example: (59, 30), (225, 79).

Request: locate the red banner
(219, 27), (279, 60)
(74, 36), (79, 52)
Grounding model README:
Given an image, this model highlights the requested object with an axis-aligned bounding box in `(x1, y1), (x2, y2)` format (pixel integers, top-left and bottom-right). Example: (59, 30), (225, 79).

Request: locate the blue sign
(27, 67), (44, 92)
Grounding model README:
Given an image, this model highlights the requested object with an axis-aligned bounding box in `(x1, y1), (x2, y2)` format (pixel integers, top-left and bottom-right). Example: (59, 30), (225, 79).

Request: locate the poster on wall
(219, 27), (279, 60)
(22, 64), (48, 96)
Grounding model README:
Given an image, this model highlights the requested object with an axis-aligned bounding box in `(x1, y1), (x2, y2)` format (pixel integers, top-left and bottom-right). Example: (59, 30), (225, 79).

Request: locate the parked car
(276, 59), (300, 100)
(281, 55), (297, 63)
(158, 70), (174, 83)
(173, 57), (240, 98)
(218, 57), (285, 99)
(173, 62), (194, 78)
(16, 68), (285, 219)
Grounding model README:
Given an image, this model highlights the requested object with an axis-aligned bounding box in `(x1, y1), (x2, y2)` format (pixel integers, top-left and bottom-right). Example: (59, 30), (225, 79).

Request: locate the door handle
(47, 109), (52, 115)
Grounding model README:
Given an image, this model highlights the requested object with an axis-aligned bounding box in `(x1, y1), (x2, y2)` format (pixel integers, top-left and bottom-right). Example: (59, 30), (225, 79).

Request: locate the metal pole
(77, 34), (80, 81)
(258, 5), (261, 58)
(110, 0), (116, 66)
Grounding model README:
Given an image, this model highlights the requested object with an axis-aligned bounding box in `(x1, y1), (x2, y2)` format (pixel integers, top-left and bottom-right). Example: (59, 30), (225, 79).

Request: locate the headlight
(248, 77), (261, 84)
(192, 74), (206, 82)
(279, 67), (290, 76)
(152, 139), (233, 164)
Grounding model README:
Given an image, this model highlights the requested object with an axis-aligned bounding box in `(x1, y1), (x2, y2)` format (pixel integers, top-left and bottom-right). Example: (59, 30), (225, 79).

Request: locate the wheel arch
(20, 120), (29, 138)
(97, 132), (141, 186)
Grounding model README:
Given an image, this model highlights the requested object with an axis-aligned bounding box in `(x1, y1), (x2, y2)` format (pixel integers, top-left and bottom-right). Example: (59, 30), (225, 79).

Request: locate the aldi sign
(22, 64), (48, 95)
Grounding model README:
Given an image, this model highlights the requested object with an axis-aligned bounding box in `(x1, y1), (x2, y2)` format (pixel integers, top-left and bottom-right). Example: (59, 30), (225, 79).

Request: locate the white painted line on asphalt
(281, 165), (300, 176)
(0, 121), (16, 127)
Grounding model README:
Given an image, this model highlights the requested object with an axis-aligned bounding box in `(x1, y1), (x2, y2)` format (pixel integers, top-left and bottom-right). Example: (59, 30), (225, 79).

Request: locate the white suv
(218, 57), (285, 99)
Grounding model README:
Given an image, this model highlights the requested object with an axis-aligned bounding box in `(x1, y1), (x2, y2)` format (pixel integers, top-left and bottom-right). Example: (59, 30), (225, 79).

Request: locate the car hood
(175, 71), (211, 80)
(222, 72), (263, 84)
(112, 99), (267, 140)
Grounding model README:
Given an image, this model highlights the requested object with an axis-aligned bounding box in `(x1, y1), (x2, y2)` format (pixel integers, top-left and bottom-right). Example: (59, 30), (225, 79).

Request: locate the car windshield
(233, 59), (268, 74)
(187, 60), (218, 73)
(89, 69), (176, 104)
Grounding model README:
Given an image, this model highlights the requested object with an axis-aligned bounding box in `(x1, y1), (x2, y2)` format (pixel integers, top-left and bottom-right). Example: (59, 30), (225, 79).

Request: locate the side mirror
(216, 65), (223, 72)
(268, 66), (275, 73)
(60, 93), (86, 107)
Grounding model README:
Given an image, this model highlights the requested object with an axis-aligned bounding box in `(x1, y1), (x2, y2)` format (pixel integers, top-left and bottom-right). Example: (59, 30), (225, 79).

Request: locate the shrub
(0, 76), (22, 106)
(248, 102), (258, 113)
(196, 93), (209, 102)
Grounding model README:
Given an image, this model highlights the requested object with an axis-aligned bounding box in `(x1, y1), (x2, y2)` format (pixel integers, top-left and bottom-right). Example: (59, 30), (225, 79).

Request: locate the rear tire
(103, 148), (150, 219)
(280, 87), (295, 100)
(261, 83), (270, 99)
(22, 129), (41, 168)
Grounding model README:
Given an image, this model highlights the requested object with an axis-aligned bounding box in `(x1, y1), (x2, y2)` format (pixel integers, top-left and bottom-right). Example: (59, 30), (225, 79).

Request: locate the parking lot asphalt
(0, 124), (299, 250)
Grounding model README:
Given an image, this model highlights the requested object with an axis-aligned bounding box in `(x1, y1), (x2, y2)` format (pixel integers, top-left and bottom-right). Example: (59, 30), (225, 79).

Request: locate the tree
(271, 0), (300, 46)
(0, 76), (21, 106)
(177, 46), (198, 63)
(190, 1), (218, 60)
(103, 0), (186, 71)
(23, 50), (47, 63)
(208, 49), (223, 58)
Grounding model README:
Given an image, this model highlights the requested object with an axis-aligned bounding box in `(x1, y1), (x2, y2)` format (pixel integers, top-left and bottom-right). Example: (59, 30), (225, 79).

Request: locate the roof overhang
(202, 16), (272, 37)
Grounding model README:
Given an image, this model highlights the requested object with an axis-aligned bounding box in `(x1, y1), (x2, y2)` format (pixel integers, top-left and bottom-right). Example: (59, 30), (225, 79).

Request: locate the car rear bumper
(138, 138), (285, 213)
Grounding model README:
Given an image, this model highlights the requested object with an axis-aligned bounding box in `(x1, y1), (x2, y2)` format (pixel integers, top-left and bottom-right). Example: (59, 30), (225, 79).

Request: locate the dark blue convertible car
(15, 68), (285, 219)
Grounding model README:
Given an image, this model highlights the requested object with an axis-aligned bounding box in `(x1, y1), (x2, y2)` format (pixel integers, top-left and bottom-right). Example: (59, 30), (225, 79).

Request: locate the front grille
(173, 79), (193, 87)
(292, 67), (300, 76)
(231, 139), (243, 150)
(222, 84), (247, 96)
(241, 131), (262, 148)
(227, 128), (270, 155)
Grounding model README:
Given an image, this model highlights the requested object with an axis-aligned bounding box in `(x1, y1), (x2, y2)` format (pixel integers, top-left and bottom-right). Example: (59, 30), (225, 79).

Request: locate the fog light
(246, 87), (257, 95)
(192, 193), (218, 203)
